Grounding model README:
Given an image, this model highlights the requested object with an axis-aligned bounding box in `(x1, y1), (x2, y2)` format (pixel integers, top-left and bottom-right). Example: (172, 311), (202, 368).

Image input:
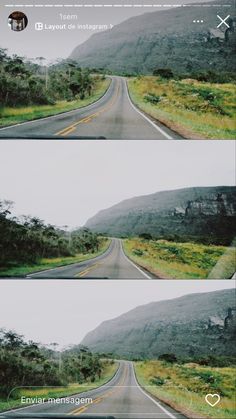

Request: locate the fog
(0, 140), (235, 228)
(0, 0), (216, 61)
(0, 280), (234, 348)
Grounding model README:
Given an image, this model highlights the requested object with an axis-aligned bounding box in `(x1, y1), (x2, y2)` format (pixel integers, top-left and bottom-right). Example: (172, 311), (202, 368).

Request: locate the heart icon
(205, 394), (220, 407)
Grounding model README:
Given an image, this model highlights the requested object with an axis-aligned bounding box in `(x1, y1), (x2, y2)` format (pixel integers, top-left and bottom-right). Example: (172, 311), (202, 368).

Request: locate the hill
(82, 288), (236, 358)
(70, 1), (236, 74)
(85, 186), (236, 244)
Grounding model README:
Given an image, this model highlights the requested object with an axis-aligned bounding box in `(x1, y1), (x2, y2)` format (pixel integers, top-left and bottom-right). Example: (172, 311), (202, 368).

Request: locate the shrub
(139, 233), (153, 240)
(150, 376), (165, 386)
(133, 249), (143, 256)
(197, 371), (216, 384)
(191, 70), (236, 83)
(144, 93), (161, 104)
(159, 353), (178, 363)
(153, 68), (174, 79)
(194, 355), (236, 367)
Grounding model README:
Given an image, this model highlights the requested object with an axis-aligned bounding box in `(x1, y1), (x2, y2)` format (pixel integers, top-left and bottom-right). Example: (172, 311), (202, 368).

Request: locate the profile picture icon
(8, 11), (28, 32)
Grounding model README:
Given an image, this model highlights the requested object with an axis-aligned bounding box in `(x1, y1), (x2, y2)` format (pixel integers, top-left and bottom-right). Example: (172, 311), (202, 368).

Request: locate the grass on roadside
(127, 76), (236, 139)
(0, 361), (118, 413)
(135, 360), (236, 419)
(0, 77), (110, 128)
(0, 238), (111, 277)
(123, 238), (235, 279)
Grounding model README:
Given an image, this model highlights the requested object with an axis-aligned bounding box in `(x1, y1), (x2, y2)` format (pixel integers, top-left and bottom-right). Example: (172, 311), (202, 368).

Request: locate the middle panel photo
(0, 140), (235, 280)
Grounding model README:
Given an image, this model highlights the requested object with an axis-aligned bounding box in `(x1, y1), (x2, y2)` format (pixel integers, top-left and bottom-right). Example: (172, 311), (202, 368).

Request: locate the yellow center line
(68, 364), (128, 416)
(73, 262), (101, 278)
(55, 81), (120, 136)
(68, 405), (87, 415)
(73, 251), (114, 278)
(68, 395), (104, 416)
(60, 126), (77, 136)
(93, 397), (102, 404)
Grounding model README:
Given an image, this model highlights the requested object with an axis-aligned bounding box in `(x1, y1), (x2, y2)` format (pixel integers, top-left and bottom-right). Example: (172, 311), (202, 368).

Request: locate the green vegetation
(123, 238), (235, 279)
(1, 365), (116, 413)
(0, 329), (117, 413)
(127, 76), (236, 139)
(0, 79), (109, 128)
(0, 239), (110, 278)
(135, 359), (236, 419)
(81, 288), (235, 360)
(87, 187), (236, 246)
(0, 199), (110, 277)
(0, 48), (109, 127)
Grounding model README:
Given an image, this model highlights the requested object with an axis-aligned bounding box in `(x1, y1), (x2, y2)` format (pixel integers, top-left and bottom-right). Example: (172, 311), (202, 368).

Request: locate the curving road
(0, 77), (181, 140)
(1, 361), (186, 418)
(26, 239), (156, 279)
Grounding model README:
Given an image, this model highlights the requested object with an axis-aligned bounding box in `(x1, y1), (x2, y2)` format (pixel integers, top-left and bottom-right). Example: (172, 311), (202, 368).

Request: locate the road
(27, 239), (156, 279)
(0, 77), (181, 140)
(1, 361), (186, 418)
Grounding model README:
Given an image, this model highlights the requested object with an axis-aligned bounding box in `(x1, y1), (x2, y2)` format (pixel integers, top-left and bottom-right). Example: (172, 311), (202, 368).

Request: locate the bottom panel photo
(0, 280), (235, 419)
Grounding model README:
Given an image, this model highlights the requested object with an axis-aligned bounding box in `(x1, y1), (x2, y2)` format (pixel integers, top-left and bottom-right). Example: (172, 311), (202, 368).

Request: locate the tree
(0, 49), (96, 107)
(0, 329), (106, 397)
(0, 198), (102, 268)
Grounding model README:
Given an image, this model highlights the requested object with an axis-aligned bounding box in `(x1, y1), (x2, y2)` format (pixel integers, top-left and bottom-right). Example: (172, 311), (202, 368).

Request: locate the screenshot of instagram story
(0, 0), (235, 139)
(0, 1), (235, 419)
(0, 140), (235, 418)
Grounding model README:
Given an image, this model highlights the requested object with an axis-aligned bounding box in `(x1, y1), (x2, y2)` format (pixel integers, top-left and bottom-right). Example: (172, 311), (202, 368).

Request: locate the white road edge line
(120, 239), (152, 279)
(26, 240), (113, 278)
(3, 362), (122, 415)
(26, 262), (74, 278)
(132, 362), (177, 419)
(0, 77), (114, 132)
(124, 77), (173, 139)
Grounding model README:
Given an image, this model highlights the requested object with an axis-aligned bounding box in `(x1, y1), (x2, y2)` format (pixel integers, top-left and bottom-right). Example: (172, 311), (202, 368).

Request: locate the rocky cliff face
(70, 1), (235, 74)
(184, 193), (235, 217)
(82, 289), (236, 358)
(85, 186), (236, 244)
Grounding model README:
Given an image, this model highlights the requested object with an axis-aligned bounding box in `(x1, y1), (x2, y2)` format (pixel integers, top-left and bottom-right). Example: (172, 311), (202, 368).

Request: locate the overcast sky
(0, 140), (235, 228)
(0, 0), (216, 61)
(0, 280), (234, 348)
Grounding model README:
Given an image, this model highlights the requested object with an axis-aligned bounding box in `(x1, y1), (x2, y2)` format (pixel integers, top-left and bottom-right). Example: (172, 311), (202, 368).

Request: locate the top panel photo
(0, 0), (235, 140)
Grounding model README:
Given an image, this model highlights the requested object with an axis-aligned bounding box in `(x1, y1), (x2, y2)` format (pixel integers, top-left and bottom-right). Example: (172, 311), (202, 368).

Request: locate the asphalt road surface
(0, 77), (181, 140)
(27, 239), (155, 279)
(1, 361), (187, 418)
